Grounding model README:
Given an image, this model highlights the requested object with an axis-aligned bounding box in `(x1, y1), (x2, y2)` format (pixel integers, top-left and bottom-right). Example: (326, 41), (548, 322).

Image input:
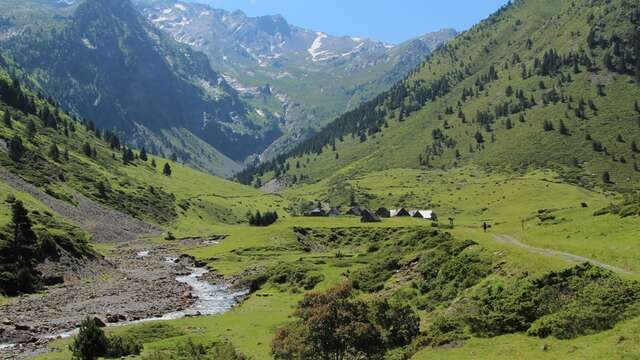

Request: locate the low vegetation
(247, 210), (279, 227)
(272, 284), (420, 360)
(69, 317), (142, 360)
(0, 196), (93, 295)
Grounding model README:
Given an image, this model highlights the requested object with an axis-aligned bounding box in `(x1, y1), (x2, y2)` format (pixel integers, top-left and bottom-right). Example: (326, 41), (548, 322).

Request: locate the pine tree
(3, 110), (12, 128)
(11, 200), (38, 265)
(63, 148), (70, 161)
(48, 143), (60, 161)
(69, 318), (108, 360)
(122, 148), (134, 165)
(82, 142), (92, 157)
(10, 200), (40, 293)
(559, 120), (569, 135)
(96, 181), (107, 198)
(602, 171), (611, 184)
(139, 147), (148, 161)
(162, 163), (172, 176)
(505, 118), (513, 129)
(474, 131), (485, 144)
(8, 135), (25, 162)
(150, 159), (156, 168)
(631, 140), (639, 153)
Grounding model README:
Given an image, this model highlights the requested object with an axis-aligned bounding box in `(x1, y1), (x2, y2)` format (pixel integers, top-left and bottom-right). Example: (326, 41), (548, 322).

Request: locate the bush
(461, 263), (640, 340)
(70, 318), (142, 359)
(106, 335), (142, 357)
(248, 210), (279, 226)
(69, 318), (108, 360)
(351, 255), (401, 292)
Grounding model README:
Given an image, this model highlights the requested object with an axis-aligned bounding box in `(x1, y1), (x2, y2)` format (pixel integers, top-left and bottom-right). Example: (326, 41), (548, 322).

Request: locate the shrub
(70, 318), (142, 359)
(106, 335), (142, 357)
(69, 317), (108, 360)
(248, 210), (279, 226)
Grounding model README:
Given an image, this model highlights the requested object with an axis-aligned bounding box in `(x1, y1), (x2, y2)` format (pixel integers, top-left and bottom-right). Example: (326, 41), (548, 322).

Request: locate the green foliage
(243, 0), (640, 192)
(69, 318), (108, 360)
(247, 210), (279, 227)
(240, 261), (324, 292)
(105, 335), (143, 358)
(272, 285), (385, 360)
(143, 338), (246, 360)
(0, 197), (92, 295)
(163, 162), (172, 176)
(463, 264), (640, 340)
(351, 255), (400, 292)
(370, 299), (421, 348)
(8, 135), (25, 161)
(272, 285), (421, 359)
(69, 317), (143, 360)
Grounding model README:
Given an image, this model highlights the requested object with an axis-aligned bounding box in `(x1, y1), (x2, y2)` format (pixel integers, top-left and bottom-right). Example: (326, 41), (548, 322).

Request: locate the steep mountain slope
(242, 0), (640, 193)
(0, 67), (286, 237)
(0, 0), (282, 177)
(135, 0), (457, 159)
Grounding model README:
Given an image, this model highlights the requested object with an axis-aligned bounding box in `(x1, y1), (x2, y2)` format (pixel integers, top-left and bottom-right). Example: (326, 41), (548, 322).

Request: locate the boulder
(105, 314), (126, 323)
(92, 317), (106, 328)
(14, 324), (31, 331)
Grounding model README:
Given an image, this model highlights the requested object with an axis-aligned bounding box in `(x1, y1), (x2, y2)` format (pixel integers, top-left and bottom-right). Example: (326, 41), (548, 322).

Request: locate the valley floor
(2, 167), (638, 359)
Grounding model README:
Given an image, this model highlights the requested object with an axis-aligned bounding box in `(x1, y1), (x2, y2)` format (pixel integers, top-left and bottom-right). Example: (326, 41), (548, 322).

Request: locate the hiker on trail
(483, 222), (488, 232)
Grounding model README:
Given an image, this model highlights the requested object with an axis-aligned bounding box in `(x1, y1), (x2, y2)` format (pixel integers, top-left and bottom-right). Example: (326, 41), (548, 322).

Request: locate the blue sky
(185, 0), (510, 44)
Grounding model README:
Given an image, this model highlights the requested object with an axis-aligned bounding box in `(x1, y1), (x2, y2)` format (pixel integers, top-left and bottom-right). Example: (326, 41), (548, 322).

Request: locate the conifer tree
(474, 131), (485, 144)
(602, 171), (611, 184)
(139, 147), (148, 161)
(3, 110), (12, 128)
(10, 200), (39, 286)
(631, 140), (639, 153)
(69, 318), (108, 360)
(559, 120), (569, 135)
(8, 135), (25, 162)
(48, 143), (60, 161)
(82, 142), (92, 157)
(162, 163), (172, 176)
(505, 118), (513, 129)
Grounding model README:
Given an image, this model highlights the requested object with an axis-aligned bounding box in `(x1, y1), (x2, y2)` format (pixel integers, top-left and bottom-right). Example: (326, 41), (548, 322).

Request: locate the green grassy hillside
(242, 0), (640, 192)
(0, 70), (285, 237)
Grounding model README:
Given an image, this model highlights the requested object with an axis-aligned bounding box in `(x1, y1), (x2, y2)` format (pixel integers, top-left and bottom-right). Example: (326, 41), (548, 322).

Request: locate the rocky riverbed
(0, 244), (244, 359)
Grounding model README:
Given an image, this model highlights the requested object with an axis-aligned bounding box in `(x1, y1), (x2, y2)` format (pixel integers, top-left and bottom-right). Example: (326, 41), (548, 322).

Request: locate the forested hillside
(240, 0), (640, 192)
(0, 67), (285, 234)
(0, 0), (281, 177)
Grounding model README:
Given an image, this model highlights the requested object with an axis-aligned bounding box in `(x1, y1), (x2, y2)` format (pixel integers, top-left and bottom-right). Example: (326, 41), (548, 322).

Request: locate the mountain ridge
(135, 0), (457, 161)
(239, 0), (640, 193)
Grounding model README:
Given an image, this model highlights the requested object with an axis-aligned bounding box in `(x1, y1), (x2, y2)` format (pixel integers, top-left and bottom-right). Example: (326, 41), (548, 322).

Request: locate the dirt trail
(492, 234), (635, 275)
(0, 166), (161, 243)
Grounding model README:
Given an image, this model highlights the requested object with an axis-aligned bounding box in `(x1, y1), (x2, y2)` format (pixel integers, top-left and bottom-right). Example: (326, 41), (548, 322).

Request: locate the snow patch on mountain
(174, 3), (186, 11)
(81, 38), (96, 49)
(308, 32), (334, 62)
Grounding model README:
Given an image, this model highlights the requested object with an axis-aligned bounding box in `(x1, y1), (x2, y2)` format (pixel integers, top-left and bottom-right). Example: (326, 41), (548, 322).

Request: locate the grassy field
(33, 184), (640, 359)
(285, 166), (640, 274)
(413, 316), (640, 360)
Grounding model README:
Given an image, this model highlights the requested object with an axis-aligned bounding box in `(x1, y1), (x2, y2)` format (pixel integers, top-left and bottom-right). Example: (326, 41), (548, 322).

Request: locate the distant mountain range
(0, 0), (456, 176)
(240, 0), (640, 193)
(135, 0), (457, 160)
